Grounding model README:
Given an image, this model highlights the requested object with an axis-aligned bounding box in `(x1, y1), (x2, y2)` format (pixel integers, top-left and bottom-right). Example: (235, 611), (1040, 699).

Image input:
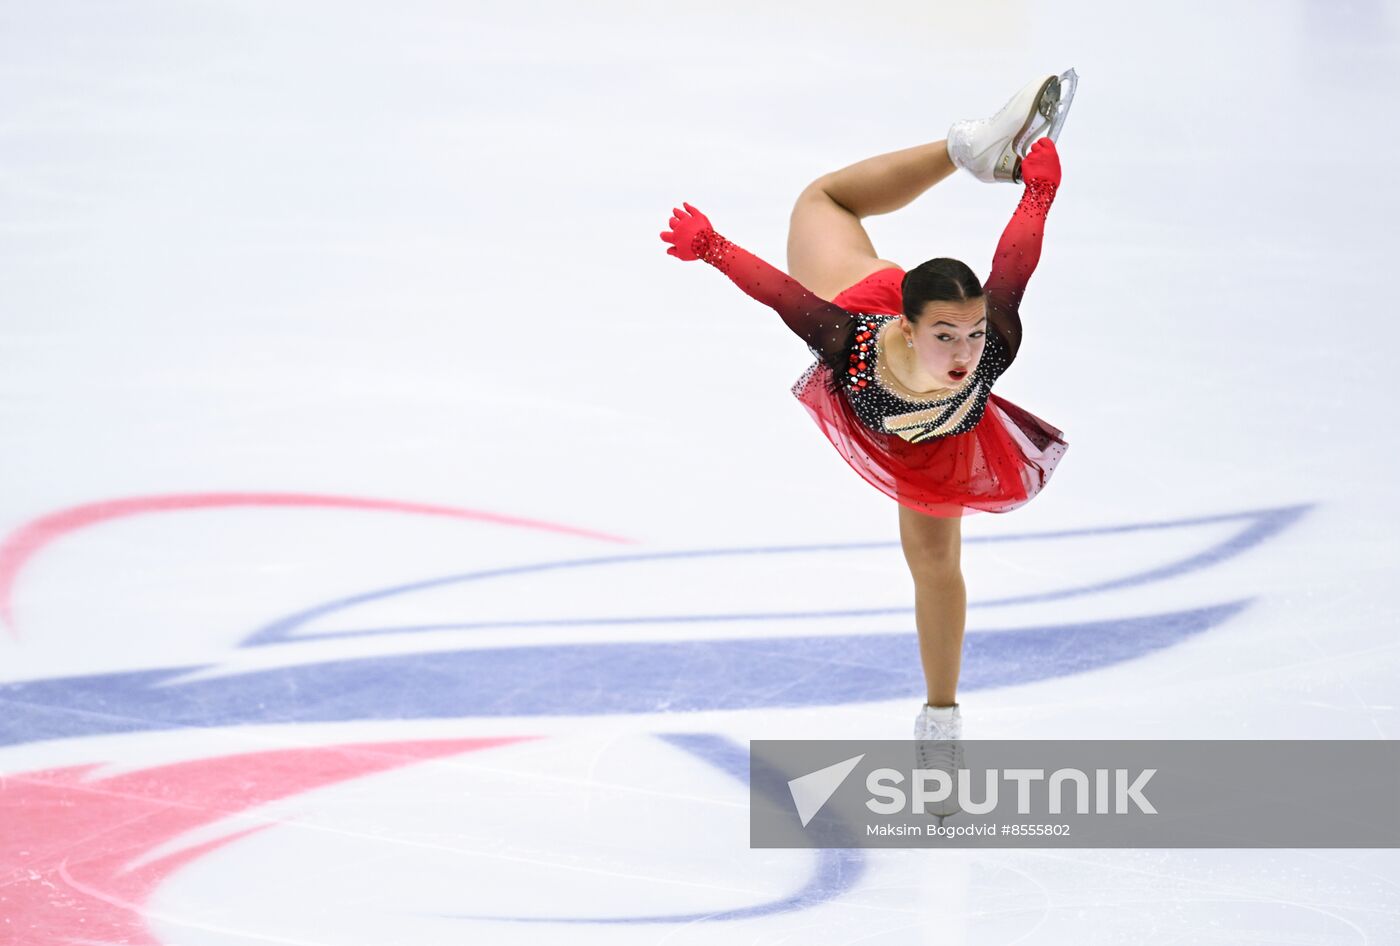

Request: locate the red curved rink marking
(0, 492), (638, 633)
(0, 737), (534, 945)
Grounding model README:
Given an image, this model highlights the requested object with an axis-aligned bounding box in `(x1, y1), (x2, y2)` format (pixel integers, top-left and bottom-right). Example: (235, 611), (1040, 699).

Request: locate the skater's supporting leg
(787, 140), (956, 301)
(897, 504), (965, 707)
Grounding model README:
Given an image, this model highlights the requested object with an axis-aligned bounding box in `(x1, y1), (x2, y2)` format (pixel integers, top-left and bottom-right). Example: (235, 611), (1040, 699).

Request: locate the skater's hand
(1020, 138), (1061, 187)
(660, 202), (712, 261)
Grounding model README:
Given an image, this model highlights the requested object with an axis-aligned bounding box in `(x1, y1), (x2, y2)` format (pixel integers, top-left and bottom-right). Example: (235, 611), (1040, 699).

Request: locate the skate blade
(1006, 67), (1079, 183)
(927, 808), (961, 828)
(1042, 67), (1078, 144)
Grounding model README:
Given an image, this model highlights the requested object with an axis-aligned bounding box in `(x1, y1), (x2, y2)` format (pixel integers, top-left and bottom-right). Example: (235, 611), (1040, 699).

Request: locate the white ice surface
(1, 1), (1398, 943)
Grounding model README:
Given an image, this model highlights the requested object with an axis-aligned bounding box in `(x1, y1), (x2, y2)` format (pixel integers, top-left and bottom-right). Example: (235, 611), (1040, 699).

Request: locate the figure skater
(659, 71), (1075, 793)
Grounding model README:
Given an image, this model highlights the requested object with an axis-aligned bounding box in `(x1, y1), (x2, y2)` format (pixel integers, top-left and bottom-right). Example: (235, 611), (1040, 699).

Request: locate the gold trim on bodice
(883, 383), (986, 442)
(868, 318), (987, 443)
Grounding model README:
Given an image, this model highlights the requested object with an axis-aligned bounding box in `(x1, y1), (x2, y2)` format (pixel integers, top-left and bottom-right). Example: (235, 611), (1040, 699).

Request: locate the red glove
(658, 203), (858, 359)
(1019, 137), (1062, 187)
(659, 202), (713, 261)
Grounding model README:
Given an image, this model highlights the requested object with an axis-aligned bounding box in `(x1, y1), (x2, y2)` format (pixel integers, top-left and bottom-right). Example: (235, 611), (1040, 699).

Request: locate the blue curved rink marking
(0, 600), (1248, 748)
(0, 506), (1303, 748)
(435, 733), (869, 924)
(239, 504), (1307, 646)
(0, 506), (1304, 926)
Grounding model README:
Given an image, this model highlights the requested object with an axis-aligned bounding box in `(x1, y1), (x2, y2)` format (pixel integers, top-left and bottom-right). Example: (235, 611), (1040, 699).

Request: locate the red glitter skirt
(792, 267), (1068, 518)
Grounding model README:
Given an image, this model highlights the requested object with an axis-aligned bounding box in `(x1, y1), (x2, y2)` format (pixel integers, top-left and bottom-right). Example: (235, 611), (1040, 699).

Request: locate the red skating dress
(690, 178), (1067, 518)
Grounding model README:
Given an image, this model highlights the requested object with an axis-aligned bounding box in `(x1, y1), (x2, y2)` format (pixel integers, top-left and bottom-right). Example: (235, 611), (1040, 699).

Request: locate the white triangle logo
(787, 754), (865, 827)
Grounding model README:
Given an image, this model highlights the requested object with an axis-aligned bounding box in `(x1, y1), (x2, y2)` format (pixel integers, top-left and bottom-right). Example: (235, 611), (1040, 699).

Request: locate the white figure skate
(947, 67), (1078, 184)
(913, 703), (965, 824)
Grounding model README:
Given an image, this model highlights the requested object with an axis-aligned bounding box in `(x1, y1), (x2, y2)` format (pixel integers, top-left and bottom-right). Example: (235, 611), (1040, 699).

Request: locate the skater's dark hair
(901, 259), (984, 320)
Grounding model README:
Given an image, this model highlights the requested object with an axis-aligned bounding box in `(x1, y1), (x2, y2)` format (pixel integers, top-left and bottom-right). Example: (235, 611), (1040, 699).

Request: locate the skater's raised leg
(786, 140), (956, 301)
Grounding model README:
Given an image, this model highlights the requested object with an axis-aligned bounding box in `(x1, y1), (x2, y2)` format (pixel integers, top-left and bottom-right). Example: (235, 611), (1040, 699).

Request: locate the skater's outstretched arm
(660, 203), (858, 360)
(984, 138), (1062, 360)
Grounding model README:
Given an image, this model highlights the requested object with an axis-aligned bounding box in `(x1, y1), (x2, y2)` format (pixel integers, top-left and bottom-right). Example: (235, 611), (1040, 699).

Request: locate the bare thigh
(786, 177), (902, 302)
(897, 502), (962, 577)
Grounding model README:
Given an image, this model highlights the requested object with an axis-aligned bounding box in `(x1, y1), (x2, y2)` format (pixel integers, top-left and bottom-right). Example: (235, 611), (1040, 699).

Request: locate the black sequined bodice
(840, 315), (1014, 443)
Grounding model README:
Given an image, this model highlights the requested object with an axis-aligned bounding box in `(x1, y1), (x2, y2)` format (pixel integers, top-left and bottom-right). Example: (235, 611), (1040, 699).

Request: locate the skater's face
(905, 298), (988, 386)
